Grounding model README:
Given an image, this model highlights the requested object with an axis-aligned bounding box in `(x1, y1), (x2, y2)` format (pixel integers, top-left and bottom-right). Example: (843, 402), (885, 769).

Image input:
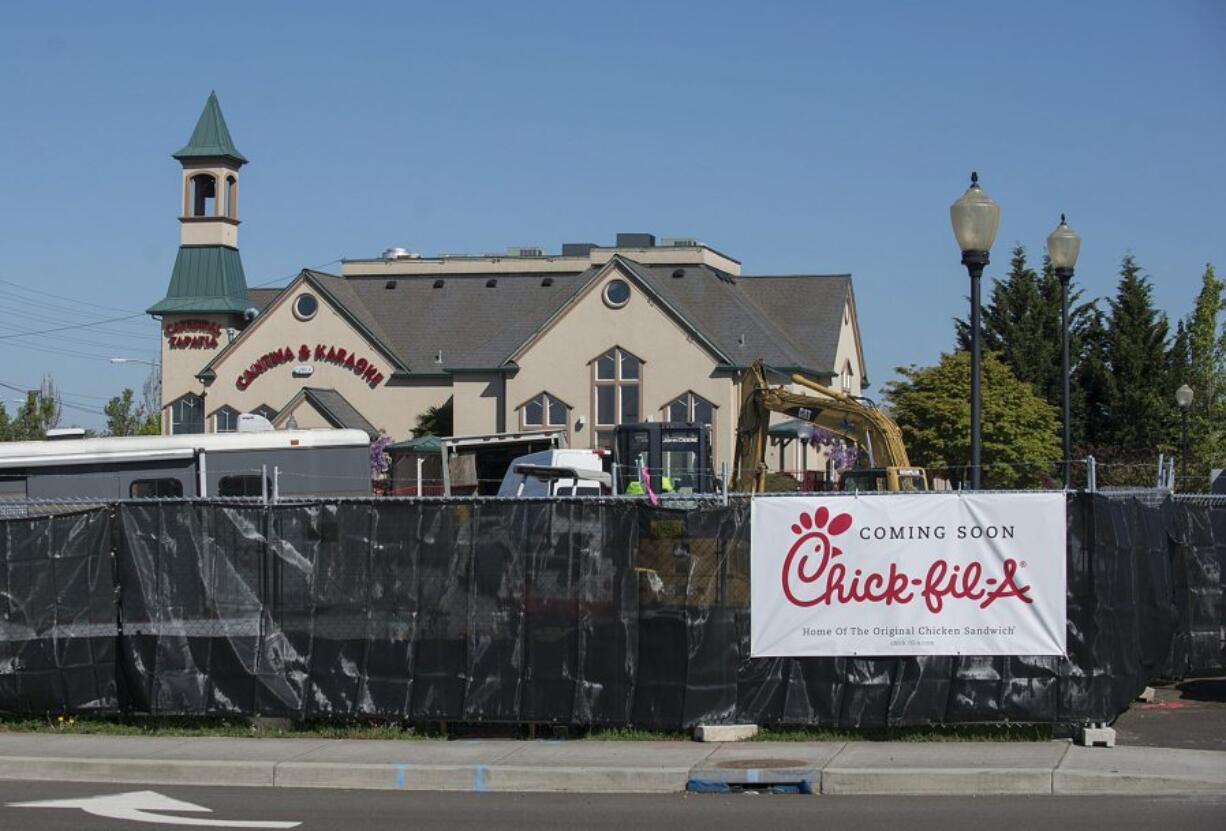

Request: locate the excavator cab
(733, 360), (930, 494)
(840, 466), (928, 492)
(612, 422), (715, 495)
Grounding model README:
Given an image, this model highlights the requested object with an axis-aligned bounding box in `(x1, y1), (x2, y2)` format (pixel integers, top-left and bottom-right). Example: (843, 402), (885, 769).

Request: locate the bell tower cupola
(173, 90), (247, 248)
(148, 92), (251, 317)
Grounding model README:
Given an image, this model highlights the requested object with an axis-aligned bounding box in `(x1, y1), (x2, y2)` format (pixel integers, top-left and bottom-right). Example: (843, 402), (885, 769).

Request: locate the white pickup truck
(496, 449), (611, 497)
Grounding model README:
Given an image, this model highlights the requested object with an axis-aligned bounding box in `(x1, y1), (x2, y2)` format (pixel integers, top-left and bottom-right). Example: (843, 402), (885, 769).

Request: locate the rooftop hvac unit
(661, 237), (702, 248)
(382, 247), (420, 260)
(507, 246), (544, 257)
(46, 428), (86, 441)
(238, 413), (275, 433)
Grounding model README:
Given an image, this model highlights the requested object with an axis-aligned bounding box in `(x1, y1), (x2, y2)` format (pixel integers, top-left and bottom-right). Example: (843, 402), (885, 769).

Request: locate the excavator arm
(732, 360), (916, 492)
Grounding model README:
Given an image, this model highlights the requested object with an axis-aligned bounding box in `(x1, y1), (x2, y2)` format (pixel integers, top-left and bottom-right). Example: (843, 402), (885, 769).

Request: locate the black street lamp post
(1176, 384), (1193, 484)
(950, 172), (1000, 490)
(1047, 215), (1082, 487)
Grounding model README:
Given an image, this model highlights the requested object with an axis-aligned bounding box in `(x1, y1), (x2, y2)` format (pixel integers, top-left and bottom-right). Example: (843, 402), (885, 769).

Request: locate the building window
(215, 406), (239, 433)
(602, 279), (631, 309)
(521, 392), (568, 428)
(170, 393), (204, 435)
(190, 173), (216, 217)
(840, 361), (854, 393)
(218, 475), (268, 498)
(593, 347), (641, 448)
(130, 478), (184, 499)
(225, 175), (237, 219)
(665, 392), (714, 426)
(293, 293), (318, 321)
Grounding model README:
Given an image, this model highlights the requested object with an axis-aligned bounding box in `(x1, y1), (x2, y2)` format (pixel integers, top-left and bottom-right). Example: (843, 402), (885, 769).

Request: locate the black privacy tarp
(0, 507), (117, 713)
(115, 500), (639, 722)
(1169, 501), (1225, 677)
(2, 493), (1224, 727)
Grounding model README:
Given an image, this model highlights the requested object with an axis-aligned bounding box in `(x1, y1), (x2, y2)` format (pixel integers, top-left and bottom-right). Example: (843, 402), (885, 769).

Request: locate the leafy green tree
(5, 379), (62, 441)
(884, 351), (1061, 489)
(104, 388), (161, 437)
(141, 362), (161, 420)
(412, 397), (453, 438)
(0, 403), (10, 441)
(1100, 255), (1171, 454)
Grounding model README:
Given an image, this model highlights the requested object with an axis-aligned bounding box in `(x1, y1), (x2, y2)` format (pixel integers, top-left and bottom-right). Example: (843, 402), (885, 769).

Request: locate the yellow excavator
(732, 360), (928, 493)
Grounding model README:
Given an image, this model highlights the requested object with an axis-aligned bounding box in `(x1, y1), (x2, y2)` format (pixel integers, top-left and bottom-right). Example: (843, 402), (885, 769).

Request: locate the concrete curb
(1053, 771), (1226, 795)
(271, 762), (691, 793)
(0, 756), (276, 788)
(1, 739), (1223, 796)
(818, 767), (1054, 795)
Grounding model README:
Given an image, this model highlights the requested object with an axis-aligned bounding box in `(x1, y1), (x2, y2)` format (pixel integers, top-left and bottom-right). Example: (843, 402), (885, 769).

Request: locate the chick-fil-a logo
(781, 506), (1032, 613)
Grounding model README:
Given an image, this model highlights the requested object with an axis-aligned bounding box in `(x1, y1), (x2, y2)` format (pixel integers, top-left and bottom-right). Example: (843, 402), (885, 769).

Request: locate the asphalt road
(0, 782), (1223, 831)
(1114, 676), (1226, 751)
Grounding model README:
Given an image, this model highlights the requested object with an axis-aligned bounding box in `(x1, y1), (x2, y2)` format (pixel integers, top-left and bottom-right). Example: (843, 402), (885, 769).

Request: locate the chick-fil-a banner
(750, 493), (1066, 657)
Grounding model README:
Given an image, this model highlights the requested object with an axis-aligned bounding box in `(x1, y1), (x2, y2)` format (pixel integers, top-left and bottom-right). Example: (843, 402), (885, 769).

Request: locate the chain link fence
(0, 492), (1221, 727)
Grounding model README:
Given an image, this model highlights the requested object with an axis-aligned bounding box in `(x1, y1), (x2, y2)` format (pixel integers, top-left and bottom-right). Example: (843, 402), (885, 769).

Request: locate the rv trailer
(0, 429), (372, 503)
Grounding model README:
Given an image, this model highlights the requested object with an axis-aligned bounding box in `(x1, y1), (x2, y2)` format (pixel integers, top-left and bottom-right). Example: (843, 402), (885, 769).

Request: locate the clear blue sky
(1, 1), (1222, 428)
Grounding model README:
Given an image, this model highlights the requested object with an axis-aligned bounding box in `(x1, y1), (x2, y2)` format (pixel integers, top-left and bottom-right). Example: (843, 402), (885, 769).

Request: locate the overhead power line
(0, 276), (139, 314)
(0, 311), (148, 340)
(0, 259), (340, 341)
(0, 380), (106, 416)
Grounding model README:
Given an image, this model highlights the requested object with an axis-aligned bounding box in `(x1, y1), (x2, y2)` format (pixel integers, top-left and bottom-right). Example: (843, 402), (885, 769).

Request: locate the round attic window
(293, 293), (318, 321)
(603, 279), (631, 309)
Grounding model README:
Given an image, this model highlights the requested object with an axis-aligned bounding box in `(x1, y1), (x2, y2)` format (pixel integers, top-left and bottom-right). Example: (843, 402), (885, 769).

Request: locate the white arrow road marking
(7, 790), (301, 828)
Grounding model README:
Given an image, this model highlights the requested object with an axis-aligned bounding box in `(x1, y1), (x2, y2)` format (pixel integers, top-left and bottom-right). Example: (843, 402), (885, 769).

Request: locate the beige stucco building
(148, 95), (868, 477)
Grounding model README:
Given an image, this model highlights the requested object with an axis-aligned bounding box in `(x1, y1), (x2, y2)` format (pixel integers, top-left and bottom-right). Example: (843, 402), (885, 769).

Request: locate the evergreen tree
(1176, 264), (1224, 477)
(955, 245), (1096, 430)
(1075, 308), (1113, 451)
(1100, 255), (1171, 453)
(1168, 320), (1189, 388)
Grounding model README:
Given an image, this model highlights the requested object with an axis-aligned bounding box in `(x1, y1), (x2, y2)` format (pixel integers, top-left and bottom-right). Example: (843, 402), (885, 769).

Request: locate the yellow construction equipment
(732, 359), (928, 492)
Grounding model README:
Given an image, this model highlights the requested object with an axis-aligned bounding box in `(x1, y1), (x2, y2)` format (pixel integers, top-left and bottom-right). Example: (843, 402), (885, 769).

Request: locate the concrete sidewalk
(0, 733), (1223, 796)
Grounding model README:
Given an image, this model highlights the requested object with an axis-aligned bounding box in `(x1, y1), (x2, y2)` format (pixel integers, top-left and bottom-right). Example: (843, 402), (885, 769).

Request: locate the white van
(497, 449), (610, 497)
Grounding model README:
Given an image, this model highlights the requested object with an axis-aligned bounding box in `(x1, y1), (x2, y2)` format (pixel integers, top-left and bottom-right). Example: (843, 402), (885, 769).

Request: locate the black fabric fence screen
(1, 494), (1222, 728)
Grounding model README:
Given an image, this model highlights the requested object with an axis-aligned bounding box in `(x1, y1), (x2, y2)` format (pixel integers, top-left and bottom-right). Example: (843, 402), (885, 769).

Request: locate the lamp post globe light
(796, 421), (814, 478)
(950, 172), (1000, 489)
(1047, 215), (1081, 488)
(1176, 384), (1193, 483)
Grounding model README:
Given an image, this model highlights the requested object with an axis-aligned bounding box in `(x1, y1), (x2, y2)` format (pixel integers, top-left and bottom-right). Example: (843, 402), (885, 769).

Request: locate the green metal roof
(173, 92), (248, 165)
(768, 419), (811, 438)
(147, 245), (251, 315)
(388, 435), (445, 454)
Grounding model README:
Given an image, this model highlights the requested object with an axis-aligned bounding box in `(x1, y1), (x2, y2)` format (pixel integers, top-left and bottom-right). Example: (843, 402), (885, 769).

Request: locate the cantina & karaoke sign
(235, 344), (385, 390)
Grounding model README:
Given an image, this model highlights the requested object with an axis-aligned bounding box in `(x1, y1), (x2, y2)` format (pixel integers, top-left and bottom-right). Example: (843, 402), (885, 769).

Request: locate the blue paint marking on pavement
(396, 765), (407, 789)
(686, 779), (732, 793)
(473, 765), (489, 792)
(746, 768), (760, 784)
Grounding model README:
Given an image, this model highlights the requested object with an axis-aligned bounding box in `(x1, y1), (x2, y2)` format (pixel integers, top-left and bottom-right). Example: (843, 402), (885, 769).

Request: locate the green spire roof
(173, 92), (248, 165)
(147, 246), (251, 315)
